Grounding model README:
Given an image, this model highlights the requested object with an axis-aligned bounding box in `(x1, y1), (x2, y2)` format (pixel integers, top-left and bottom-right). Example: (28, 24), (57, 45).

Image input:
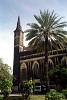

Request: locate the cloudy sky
(0, 0), (67, 71)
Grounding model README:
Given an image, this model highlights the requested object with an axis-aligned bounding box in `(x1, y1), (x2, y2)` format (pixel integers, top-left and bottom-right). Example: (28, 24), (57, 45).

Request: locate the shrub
(45, 89), (63, 100)
(1, 79), (12, 99)
(62, 89), (67, 98)
(22, 78), (34, 99)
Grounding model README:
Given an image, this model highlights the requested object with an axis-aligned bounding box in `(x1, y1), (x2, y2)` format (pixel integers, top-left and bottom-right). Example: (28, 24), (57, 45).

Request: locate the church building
(13, 16), (67, 91)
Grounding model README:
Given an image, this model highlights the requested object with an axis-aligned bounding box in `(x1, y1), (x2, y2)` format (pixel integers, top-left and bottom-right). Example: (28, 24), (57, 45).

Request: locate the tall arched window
(20, 63), (27, 81)
(32, 61), (39, 79)
(61, 57), (67, 67)
(48, 59), (54, 70)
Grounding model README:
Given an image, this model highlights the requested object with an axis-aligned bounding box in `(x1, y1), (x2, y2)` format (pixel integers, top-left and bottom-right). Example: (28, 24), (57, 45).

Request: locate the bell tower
(14, 16), (24, 52)
(13, 16), (24, 91)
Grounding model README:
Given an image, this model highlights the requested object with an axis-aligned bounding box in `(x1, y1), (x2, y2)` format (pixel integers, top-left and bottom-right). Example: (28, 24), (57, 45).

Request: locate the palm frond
(34, 15), (44, 27)
(25, 9), (67, 52)
(25, 29), (38, 41)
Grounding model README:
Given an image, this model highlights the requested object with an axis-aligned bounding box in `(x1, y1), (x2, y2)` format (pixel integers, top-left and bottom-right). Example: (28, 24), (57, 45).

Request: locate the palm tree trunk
(45, 35), (50, 92)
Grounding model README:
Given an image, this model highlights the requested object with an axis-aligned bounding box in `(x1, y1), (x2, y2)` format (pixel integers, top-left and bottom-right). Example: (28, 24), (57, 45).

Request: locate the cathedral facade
(13, 16), (67, 91)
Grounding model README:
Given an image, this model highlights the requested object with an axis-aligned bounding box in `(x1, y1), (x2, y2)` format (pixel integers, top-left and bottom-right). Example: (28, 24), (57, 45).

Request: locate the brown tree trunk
(45, 35), (50, 92)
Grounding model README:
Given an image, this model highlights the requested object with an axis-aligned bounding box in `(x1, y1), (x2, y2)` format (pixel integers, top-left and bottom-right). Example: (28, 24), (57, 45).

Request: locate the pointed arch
(48, 59), (54, 69)
(61, 56), (67, 66)
(32, 61), (40, 79)
(20, 63), (27, 81)
(32, 61), (39, 69)
(21, 62), (27, 69)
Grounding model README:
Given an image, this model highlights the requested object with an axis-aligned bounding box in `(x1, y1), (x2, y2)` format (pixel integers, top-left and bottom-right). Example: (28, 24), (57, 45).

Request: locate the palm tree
(25, 10), (67, 92)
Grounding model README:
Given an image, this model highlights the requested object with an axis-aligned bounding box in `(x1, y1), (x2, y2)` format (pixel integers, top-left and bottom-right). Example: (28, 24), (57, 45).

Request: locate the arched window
(61, 57), (67, 67)
(32, 61), (39, 79)
(48, 59), (54, 69)
(20, 63), (27, 81)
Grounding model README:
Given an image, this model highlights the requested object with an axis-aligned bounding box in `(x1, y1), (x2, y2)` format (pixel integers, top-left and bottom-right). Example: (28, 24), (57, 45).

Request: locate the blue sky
(0, 0), (67, 71)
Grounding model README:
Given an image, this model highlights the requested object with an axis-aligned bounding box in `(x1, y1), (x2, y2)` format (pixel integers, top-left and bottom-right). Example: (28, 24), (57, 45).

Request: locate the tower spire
(16, 16), (22, 30)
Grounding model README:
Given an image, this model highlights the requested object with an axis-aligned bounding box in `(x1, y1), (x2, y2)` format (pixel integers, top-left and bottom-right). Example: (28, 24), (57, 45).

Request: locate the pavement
(9, 94), (22, 96)
(0, 93), (22, 97)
